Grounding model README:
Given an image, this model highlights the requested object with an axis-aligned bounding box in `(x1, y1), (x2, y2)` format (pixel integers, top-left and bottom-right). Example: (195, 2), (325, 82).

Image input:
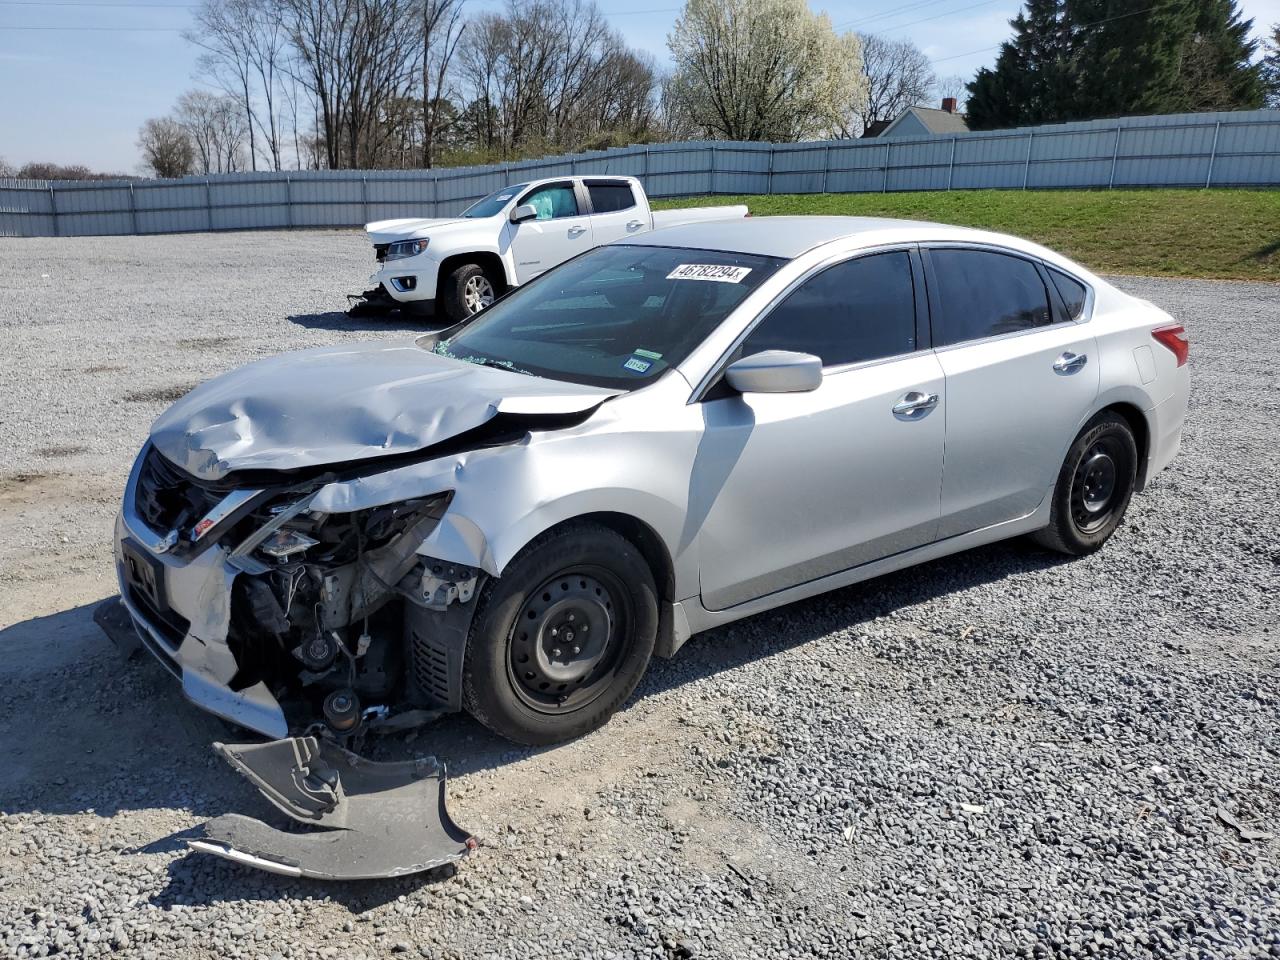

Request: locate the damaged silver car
(113, 217), (1189, 877)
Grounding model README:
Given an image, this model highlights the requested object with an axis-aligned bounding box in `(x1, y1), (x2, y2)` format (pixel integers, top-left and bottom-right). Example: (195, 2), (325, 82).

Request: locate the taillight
(1152, 324), (1189, 367)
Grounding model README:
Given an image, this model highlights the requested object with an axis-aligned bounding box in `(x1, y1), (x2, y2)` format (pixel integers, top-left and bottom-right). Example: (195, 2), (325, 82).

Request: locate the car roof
(625, 215), (1039, 261)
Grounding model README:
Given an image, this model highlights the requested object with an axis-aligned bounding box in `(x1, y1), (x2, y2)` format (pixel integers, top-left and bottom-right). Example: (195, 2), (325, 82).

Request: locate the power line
(874, 0), (1005, 36)
(838, 0), (957, 31)
(0, 23), (184, 28)
(930, 0), (1178, 65)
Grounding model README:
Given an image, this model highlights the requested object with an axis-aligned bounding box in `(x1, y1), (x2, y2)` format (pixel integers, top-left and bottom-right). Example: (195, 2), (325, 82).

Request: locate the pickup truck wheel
(441, 263), (497, 324)
(1033, 412), (1138, 556)
(461, 523), (658, 746)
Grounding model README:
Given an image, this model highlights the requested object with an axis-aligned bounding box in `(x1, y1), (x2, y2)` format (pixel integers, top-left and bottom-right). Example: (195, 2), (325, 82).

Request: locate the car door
(507, 181), (593, 283)
(584, 179), (646, 245)
(693, 249), (946, 611)
(924, 246), (1099, 538)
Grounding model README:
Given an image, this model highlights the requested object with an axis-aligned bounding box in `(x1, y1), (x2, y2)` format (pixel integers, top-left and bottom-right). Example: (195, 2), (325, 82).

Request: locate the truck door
(507, 181), (593, 283)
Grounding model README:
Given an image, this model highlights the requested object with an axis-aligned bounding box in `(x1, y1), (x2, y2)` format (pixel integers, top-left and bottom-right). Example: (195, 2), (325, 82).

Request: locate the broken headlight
(259, 528), (319, 560)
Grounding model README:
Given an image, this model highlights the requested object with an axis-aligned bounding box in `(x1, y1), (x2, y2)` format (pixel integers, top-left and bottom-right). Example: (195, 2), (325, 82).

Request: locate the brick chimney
(941, 97), (957, 114)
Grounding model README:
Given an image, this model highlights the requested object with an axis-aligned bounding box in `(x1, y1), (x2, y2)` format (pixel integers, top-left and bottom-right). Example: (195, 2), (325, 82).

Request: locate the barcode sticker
(666, 264), (753, 283)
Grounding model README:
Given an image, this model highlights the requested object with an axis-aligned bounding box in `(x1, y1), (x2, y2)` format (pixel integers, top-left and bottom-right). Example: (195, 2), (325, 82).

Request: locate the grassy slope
(652, 189), (1280, 281)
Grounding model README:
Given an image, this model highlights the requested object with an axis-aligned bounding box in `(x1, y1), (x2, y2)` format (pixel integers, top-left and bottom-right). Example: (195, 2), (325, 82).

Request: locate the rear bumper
(113, 453), (288, 738)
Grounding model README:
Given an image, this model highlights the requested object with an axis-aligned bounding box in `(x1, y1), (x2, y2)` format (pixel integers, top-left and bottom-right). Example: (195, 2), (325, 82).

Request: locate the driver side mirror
(509, 204), (538, 224)
(725, 350), (823, 394)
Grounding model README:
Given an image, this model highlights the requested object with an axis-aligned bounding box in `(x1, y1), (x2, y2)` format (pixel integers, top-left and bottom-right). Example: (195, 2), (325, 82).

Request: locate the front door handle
(892, 391), (939, 420)
(567, 225), (587, 237)
(1053, 351), (1088, 374)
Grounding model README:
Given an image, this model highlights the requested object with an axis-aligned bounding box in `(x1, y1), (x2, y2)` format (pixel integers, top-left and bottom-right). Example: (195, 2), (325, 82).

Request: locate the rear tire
(439, 262), (497, 324)
(461, 523), (658, 746)
(1033, 412), (1138, 556)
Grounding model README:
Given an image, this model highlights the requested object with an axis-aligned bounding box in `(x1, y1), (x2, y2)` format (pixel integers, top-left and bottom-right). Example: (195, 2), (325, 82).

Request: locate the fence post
(285, 175), (293, 229)
(767, 142), (774, 195)
(361, 176), (368, 224)
(128, 181), (138, 234)
(709, 143), (717, 194)
(1204, 120), (1222, 188)
(1022, 131), (1034, 189)
(48, 183), (59, 237)
(882, 141), (891, 192)
(947, 137), (957, 190)
(1108, 125), (1122, 189)
(205, 179), (213, 231)
(821, 144), (830, 195)
(642, 145), (650, 183)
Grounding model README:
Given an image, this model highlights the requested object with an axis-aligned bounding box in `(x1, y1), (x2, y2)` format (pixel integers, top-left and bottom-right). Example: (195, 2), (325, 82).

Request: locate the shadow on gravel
(287, 310), (446, 333)
(2, 537), (1066, 896)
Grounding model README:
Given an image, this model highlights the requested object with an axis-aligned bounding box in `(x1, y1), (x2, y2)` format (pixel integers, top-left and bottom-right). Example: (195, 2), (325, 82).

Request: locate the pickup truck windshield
(422, 244), (785, 390)
(461, 185), (528, 218)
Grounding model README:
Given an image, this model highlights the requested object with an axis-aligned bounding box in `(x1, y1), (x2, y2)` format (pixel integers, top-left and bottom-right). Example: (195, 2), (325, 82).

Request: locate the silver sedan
(114, 216), (1189, 749)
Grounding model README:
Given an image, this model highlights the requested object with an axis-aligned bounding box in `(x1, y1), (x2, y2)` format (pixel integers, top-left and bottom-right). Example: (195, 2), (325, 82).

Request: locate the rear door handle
(1053, 351), (1088, 374)
(567, 225), (587, 237)
(626, 219), (645, 230)
(892, 391), (939, 419)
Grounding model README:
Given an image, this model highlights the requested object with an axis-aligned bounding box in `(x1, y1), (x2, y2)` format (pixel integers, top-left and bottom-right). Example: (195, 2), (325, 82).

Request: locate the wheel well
(1098, 402), (1150, 491)
(437, 252), (507, 299)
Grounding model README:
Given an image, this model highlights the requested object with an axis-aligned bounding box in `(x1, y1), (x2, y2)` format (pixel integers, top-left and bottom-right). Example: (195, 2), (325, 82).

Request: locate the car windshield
(460, 184), (528, 218)
(421, 244), (785, 390)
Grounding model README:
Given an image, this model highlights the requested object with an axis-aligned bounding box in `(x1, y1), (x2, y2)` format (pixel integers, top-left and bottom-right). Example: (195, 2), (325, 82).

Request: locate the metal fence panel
(1, 108), (1276, 237)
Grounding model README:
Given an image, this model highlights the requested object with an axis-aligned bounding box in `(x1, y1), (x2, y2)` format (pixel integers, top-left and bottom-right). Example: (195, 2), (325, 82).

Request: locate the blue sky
(1, 0), (1277, 172)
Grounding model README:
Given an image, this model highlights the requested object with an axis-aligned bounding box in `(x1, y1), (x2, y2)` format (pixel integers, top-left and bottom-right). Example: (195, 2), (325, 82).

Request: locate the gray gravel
(1, 230), (1278, 960)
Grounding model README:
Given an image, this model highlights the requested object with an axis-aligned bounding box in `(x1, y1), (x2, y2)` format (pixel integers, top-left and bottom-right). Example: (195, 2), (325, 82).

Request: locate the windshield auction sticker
(666, 264), (753, 283)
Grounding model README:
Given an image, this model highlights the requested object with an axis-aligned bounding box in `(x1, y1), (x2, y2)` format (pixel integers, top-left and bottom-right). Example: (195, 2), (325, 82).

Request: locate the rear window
(930, 249), (1052, 346)
(587, 182), (637, 214)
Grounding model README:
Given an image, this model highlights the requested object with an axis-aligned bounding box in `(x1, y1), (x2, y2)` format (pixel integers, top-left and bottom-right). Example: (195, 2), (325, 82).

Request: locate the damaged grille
(133, 446), (224, 539)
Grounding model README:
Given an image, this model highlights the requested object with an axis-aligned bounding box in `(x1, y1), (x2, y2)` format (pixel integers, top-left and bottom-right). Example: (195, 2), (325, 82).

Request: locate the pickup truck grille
(374, 243), (389, 263)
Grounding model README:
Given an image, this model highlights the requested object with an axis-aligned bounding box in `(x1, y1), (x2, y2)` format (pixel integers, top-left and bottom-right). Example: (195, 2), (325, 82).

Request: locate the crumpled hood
(150, 340), (618, 481)
(365, 217), (471, 244)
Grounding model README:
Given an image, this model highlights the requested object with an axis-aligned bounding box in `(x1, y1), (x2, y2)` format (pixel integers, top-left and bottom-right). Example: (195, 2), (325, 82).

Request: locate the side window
(587, 182), (636, 214)
(929, 249), (1052, 346)
(739, 252), (917, 367)
(520, 183), (579, 220)
(1048, 267), (1088, 320)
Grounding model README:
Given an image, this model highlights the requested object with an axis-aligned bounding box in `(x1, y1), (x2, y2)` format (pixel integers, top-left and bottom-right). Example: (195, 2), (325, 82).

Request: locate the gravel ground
(0, 230), (1277, 960)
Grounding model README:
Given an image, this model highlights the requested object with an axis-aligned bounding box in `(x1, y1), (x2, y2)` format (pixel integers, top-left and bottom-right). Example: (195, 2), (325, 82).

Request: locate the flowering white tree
(666, 0), (867, 141)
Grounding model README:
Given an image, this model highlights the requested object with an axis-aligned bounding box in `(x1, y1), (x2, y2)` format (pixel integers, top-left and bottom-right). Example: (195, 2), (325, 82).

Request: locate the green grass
(652, 189), (1280, 281)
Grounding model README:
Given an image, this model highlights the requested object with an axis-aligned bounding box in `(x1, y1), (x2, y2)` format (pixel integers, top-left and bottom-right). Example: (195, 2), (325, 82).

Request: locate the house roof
(880, 105), (970, 137)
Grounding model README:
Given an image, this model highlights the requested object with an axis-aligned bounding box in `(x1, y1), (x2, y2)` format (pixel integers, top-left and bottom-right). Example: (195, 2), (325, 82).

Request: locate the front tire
(461, 524), (659, 746)
(1033, 412), (1138, 556)
(440, 262), (497, 324)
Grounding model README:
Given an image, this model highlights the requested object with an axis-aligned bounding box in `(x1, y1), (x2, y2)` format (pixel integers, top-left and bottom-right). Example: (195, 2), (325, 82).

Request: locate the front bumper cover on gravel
(189, 736), (475, 880)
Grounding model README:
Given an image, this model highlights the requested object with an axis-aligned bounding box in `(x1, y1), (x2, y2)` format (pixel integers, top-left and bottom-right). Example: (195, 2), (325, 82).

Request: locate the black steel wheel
(1034, 412), (1138, 556)
(462, 523), (658, 745)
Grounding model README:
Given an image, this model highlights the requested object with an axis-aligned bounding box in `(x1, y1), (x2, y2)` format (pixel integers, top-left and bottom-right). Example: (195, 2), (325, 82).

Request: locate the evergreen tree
(966, 0), (1264, 130)
(1263, 24), (1280, 107)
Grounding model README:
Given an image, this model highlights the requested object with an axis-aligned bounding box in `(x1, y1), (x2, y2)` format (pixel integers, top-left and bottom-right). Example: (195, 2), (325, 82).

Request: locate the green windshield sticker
(632, 348), (662, 360)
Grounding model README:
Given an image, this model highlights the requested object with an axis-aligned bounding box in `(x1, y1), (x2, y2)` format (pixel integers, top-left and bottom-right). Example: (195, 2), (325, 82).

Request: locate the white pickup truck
(353, 175), (748, 322)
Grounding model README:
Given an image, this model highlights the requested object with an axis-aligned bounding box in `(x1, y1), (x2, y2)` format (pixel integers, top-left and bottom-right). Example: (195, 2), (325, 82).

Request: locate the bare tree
(850, 34), (935, 136)
(175, 89), (249, 173)
(422, 0), (467, 167)
(187, 0), (290, 170)
(138, 118), (196, 178)
(0, 158), (13, 178)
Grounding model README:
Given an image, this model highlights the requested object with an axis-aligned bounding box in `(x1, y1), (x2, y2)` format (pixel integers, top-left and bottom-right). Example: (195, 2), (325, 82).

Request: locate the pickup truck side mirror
(510, 204), (538, 224)
(725, 350), (823, 394)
